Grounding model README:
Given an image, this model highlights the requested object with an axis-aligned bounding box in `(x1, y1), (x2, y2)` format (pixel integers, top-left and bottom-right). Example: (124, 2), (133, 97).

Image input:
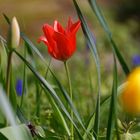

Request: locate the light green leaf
(0, 124), (33, 140)
(35, 126), (46, 138)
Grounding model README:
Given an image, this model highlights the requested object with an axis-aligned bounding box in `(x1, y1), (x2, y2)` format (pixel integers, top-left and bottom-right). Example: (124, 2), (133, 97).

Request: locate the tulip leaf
(88, 0), (130, 75)
(51, 72), (86, 131)
(21, 33), (86, 132)
(21, 32), (46, 64)
(13, 50), (84, 140)
(16, 106), (29, 124)
(73, 0), (101, 139)
(106, 55), (118, 140)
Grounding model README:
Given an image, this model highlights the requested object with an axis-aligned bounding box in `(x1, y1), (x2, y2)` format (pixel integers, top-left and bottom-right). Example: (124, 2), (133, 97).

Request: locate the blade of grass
(83, 82), (126, 139)
(52, 72), (85, 130)
(20, 43), (27, 108)
(106, 55), (118, 140)
(13, 50), (84, 140)
(16, 106), (29, 124)
(3, 14), (10, 24)
(73, 0), (101, 139)
(88, 0), (130, 75)
(21, 32), (46, 64)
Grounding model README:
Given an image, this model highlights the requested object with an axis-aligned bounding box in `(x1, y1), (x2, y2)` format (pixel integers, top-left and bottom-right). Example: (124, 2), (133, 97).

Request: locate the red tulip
(38, 18), (81, 61)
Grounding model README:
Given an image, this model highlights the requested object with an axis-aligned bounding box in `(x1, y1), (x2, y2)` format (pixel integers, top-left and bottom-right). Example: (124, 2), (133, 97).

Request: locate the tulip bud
(11, 17), (20, 48)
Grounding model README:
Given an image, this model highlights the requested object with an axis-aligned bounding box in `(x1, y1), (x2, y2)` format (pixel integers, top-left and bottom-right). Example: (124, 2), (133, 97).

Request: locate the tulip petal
(70, 20), (81, 35)
(43, 24), (56, 48)
(67, 17), (73, 30)
(38, 36), (49, 46)
(43, 24), (54, 42)
(53, 20), (65, 34)
(53, 31), (73, 60)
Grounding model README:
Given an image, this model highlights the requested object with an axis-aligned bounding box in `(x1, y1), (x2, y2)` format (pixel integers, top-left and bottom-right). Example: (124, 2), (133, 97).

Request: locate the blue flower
(132, 55), (140, 66)
(16, 79), (23, 96)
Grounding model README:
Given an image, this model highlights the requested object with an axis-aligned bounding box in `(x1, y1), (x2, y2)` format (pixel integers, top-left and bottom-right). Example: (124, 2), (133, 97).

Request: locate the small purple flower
(132, 55), (140, 66)
(16, 79), (23, 96)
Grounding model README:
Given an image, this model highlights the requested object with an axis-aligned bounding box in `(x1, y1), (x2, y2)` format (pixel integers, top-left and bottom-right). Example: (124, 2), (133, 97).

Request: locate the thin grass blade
(13, 50), (84, 140)
(22, 33), (86, 132)
(73, 0), (101, 139)
(88, 0), (130, 75)
(52, 73), (86, 131)
(106, 55), (117, 140)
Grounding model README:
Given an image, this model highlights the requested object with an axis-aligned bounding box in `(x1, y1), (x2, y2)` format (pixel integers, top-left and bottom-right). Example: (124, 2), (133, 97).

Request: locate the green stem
(6, 51), (13, 99)
(64, 61), (73, 140)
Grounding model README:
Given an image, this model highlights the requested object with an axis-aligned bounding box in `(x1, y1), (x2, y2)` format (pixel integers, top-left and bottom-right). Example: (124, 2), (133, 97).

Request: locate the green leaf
(13, 50), (84, 140)
(0, 132), (8, 140)
(20, 45), (27, 108)
(16, 106), (28, 124)
(88, 0), (130, 75)
(35, 126), (46, 138)
(21, 33), (86, 133)
(52, 72), (85, 131)
(83, 82), (126, 139)
(21, 32), (46, 64)
(83, 113), (95, 139)
(0, 124), (33, 140)
(73, 0), (101, 139)
(106, 55), (118, 140)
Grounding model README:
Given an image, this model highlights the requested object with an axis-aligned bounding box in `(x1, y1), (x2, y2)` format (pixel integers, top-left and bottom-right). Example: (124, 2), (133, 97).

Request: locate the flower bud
(11, 17), (20, 48)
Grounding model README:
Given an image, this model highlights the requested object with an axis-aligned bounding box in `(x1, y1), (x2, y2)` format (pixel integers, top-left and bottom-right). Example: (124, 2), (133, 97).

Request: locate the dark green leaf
(88, 0), (130, 75)
(16, 106), (28, 124)
(52, 73), (85, 131)
(3, 13), (10, 24)
(0, 132), (8, 140)
(73, 0), (101, 139)
(22, 34), (86, 133)
(106, 55), (118, 140)
(13, 50), (83, 140)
